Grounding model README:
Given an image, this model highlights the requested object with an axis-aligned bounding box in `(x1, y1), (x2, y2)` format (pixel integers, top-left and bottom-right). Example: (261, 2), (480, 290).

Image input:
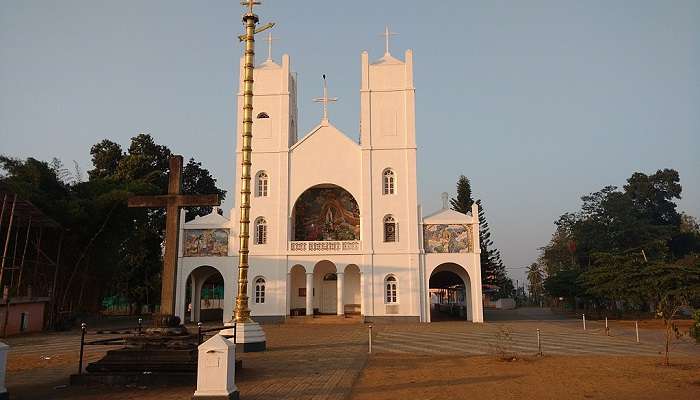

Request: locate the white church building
(173, 42), (484, 324)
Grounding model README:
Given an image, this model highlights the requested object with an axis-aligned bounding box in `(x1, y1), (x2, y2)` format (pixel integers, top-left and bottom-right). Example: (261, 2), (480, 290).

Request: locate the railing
(289, 240), (361, 253)
(77, 318), (146, 375)
(196, 321), (236, 345)
(76, 319), (235, 376)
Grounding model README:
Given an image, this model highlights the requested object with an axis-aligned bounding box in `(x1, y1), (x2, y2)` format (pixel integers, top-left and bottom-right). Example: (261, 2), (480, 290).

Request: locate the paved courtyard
(3, 309), (699, 399)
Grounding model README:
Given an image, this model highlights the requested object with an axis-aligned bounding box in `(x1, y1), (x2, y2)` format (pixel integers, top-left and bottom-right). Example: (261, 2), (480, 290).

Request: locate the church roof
(423, 207), (474, 224)
(184, 207), (230, 229)
(290, 120), (359, 152)
(257, 59), (281, 69)
(371, 52), (404, 65)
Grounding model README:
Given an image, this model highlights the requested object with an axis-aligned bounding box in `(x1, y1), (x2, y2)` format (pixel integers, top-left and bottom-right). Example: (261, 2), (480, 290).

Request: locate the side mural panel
(423, 224), (473, 253)
(293, 187), (360, 241)
(184, 229), (230, 257)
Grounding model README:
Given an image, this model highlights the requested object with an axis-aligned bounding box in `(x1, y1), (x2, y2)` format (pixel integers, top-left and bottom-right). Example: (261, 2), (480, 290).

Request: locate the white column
(286, 272), (292, 316)
(336, 272), (344, 315)
(359, 271), (365, 316)
(194, 277), (206, 323)
(190, 275), (197, 323)
(305, 272), (313, 316)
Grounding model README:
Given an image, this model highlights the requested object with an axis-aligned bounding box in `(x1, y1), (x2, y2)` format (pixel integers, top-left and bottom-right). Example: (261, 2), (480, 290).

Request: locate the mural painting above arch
(184, 229), (229, 257)
(293, 185), (360, 241)
(423, 224), (473, 253)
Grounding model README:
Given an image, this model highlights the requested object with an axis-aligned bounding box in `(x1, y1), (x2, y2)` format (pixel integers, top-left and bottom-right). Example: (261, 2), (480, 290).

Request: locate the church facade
(174, 45), (484, 324)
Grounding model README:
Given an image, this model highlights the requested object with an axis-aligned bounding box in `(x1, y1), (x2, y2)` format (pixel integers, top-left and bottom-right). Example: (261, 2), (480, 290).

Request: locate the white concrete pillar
(286, 272), (292, 316)
(190, 275), (197, 323)
(336, 272), (344, 316)
(305, 272), (313, 316)
(194, 275), (207, 323)
(193, 334), (238, 399)
(359, 271), (365, 316)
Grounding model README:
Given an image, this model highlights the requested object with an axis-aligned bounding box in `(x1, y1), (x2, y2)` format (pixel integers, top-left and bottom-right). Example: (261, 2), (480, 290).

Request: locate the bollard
(78, 322), (87, 375)
(582, 314), (586, 330)
(368, 324), (373, 354)
(605, 317), (609, 336)
(635, 321), (640, 343)
(137, 317), (143, 334)
(197, 322), (203, 344)
(537, 328), (542, 356)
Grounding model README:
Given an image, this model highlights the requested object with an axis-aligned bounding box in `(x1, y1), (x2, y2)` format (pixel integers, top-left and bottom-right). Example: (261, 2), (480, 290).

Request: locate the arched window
(256, 171), (268, 197)
(255, 217), (267, 245)
(383, 215), (398, 242)
(254, 277), (265, 304)
(383, 169), (396, 195)
(385, 275), (398, 303)
(257, 112), (270, 119)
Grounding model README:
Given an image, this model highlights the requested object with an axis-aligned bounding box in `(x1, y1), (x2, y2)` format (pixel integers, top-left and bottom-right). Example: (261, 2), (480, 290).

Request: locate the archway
(289, 264), (307, 316)
(343, 264), (361, 315)
(313, 260), (337, 314)
(185, 266), (225, 323)
(291, 184), (360, 241)
(429, 263), (472, 321)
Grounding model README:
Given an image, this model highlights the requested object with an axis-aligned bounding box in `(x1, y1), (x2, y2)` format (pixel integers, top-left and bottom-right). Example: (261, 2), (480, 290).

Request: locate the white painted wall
(173, 49), (484, 325)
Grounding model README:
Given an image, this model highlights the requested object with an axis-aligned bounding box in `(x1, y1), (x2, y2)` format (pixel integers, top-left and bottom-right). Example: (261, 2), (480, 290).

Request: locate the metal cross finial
(313, 74), (338, 122)
(241, 0), (261, 15)
(381, 25), (398, 55)
(265, 31), (277, 61)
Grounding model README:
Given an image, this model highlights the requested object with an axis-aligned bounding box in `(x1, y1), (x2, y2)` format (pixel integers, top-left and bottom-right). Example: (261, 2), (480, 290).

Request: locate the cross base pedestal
(219, 320), (267, 352)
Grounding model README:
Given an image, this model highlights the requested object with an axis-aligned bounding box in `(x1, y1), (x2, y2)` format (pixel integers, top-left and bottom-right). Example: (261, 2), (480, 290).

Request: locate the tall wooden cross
(128, 155), (220, 320)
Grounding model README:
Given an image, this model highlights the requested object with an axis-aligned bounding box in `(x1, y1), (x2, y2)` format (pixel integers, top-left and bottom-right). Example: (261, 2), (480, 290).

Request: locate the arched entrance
(343, 264), (361, 315)
(429, 263), (472, 321)
(289, 264), (307, 316)
(313, 260), (337, 314)
(291, 184), (360, 241)
(185, 265), (224, 323)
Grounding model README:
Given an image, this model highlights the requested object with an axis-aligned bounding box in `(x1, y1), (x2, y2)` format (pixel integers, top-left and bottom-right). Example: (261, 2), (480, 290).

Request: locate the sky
(1, 0), (699, 286)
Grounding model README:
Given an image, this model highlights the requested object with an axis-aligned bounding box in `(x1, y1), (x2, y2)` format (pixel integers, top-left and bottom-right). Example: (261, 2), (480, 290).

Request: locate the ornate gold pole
(234, 6), (259, 324)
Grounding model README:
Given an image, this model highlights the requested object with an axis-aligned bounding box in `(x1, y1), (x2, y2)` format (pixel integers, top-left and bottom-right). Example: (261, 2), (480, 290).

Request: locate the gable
(289, 122), (362, 206)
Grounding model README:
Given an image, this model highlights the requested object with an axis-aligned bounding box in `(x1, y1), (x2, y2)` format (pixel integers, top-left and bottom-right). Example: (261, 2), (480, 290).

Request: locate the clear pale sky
(2, 1), (699, 286)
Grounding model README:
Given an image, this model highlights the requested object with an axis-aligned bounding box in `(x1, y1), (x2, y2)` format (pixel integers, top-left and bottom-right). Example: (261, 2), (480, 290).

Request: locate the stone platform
(71, 327), (200, 386)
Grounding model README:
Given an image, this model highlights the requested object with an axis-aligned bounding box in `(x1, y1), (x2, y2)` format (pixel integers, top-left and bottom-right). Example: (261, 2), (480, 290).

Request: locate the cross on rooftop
(313, 74), (338, 122)
(241, 0), (261, 15)
(265, 31), (277, 61)
(381, 25), (398, 55)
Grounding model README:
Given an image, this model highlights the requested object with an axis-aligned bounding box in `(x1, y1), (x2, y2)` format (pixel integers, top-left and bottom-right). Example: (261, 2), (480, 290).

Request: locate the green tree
(450, 175), (512, 296)
(88, 139), (124, 180)
(449, 175), (474, 213)
(527, 262), (545, 303)
(541, 168), (698, 317)
(0, 133), (226, 318)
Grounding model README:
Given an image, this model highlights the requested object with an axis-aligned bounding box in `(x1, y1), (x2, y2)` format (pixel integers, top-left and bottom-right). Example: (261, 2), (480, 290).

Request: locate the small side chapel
(174, 36), (484, 324)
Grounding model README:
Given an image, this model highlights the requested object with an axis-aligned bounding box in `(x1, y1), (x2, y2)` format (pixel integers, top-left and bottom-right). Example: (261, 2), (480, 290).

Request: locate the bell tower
(359, 31), (415, 148)
(235, 43), (298, 152)
(232, 35), (297, 262)
(359, 27), (420, 299)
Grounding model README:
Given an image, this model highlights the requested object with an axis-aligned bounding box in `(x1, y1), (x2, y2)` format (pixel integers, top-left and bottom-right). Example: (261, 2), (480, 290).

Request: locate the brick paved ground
(5, 320), (368, 400)
(3, 309), (698, 399)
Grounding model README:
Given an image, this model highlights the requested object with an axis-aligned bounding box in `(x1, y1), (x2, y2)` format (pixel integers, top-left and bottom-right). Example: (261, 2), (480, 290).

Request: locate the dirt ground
(5, 311), (698, 399)
(624, 318), (695, 330)
(349, 354), (700, 400)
